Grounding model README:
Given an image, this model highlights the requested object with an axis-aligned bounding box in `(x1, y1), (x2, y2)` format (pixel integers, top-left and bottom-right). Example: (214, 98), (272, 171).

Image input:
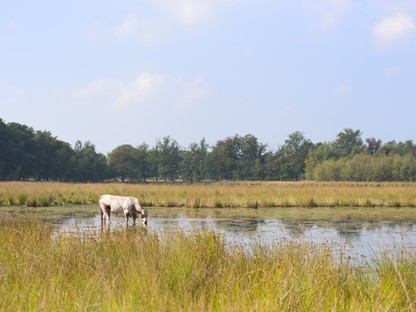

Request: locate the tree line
(1, 118), (416, 182)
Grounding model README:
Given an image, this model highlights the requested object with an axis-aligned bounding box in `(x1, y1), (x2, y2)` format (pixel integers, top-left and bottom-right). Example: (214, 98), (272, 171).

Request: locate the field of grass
(0, 216), (415, 311)
(0, 181), (416, 208)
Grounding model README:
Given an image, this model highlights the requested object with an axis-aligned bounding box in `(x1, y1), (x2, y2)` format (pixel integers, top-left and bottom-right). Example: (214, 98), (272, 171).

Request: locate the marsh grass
(1, 181), (416, 209)
(0, 216), (415, 311)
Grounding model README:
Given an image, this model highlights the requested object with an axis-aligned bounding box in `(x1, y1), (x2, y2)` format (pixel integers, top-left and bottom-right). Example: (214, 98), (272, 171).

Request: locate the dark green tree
(208, 135), (241, 180)
(156, 136), (181, 181)
(108, 144), (137, 182)
(304, 142), (335, 180)
(135, 143), (151, 182)
(275, 131), (313, 180)
(365, 137), (382, 155)
(0, 119), (12, 179)
(181, 138), (210, 182)
(6, 122), (36, 180)
(73, 141), (108, 182)
(334, 128), (364, 158)
(237, 134), (267, 180)
(263, 151), (279, 180)
(33, 130), (75, 181)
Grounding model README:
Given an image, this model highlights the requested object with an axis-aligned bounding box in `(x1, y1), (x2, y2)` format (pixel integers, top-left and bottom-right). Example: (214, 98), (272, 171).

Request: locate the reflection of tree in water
(50, 211), (98, 226)
(332, 218), (416, 239)
(277, 212), (416, 241)
(200, 220), (210, 230)
(383, 221), (415, 232)
(215, 216), (265, 233)
(158, 218), (180, 228)
(332, 220), (363, 240)
(141, 208), (416, 244)
(281, 220), (315, 237)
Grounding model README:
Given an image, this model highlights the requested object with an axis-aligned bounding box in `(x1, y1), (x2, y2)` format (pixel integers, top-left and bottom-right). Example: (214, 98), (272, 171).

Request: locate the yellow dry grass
(0, 181), (416, 208)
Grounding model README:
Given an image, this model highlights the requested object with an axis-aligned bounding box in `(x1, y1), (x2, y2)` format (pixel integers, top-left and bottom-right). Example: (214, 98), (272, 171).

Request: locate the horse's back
(100, 195), (135, 213)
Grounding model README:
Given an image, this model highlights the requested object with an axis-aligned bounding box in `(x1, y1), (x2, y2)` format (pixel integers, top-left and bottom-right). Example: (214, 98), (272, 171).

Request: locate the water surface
(2, 206), (416, 262)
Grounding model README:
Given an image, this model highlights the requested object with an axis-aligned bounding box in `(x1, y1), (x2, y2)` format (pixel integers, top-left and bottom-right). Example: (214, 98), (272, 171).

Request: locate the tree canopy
(1, 118), (416, 182)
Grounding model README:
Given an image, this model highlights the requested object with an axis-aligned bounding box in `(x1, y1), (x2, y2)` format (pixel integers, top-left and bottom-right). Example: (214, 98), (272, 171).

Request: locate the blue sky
(1, 0), (416, 154)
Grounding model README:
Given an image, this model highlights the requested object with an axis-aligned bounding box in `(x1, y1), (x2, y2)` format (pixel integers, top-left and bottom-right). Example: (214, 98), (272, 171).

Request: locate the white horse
(99, 194), (148, 226)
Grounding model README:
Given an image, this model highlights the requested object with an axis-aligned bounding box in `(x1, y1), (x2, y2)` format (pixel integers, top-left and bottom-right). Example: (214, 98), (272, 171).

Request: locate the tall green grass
(1, 181), (416, 208)
(0, 217), (415, 311)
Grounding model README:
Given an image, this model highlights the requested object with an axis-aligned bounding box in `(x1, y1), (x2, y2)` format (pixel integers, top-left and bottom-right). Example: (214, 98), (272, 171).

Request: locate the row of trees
(1, 118), (416, 182)
(0, 120), (108, 182)
(305, 129), (416, 181)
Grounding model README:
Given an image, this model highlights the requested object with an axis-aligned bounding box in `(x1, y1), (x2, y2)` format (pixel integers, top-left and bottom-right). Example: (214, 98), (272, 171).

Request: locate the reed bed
(0, 216), (415, 311)
(1, 181), (416, 208)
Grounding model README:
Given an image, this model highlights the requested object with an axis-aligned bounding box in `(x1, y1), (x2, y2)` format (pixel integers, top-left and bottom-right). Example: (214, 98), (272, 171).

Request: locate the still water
(3, 206), (416, 262)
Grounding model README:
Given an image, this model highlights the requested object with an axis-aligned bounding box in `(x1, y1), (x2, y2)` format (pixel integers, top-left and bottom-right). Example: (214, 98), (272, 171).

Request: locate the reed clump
(1, 181), (416, 208)
(0, 216), (415, 311)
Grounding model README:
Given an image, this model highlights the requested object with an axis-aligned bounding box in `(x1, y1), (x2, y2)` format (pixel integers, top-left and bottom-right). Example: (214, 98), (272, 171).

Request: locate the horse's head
(140, 209), (148, 226)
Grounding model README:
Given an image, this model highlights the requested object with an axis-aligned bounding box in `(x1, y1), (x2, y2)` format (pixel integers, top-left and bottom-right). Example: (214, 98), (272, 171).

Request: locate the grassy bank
(0, 216), (415, 311)
(1, 181), (416, 208)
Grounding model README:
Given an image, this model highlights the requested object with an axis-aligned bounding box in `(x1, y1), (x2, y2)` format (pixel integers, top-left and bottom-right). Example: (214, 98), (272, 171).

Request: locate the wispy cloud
(113, 13), (137, 40)
(102, 0), (260, 44)
(372, 12), (416, 50)
(157, 0), (216, 26)
(73, 73), (208, 111)
(116, 72), (169, 106)
(375, 0), (416, 14)
(155, 0), (259, 27)
(305, 0), (352, 35)
(111, 13), (170, 45)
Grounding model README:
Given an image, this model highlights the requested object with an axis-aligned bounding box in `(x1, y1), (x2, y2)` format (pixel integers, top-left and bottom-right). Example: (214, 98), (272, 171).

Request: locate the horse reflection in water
(99, 194), (148, 227)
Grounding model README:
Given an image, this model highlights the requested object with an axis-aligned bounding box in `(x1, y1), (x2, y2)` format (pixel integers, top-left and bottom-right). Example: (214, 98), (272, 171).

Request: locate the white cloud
(372, 12), (416, 50)
(113, 13), (137, 40)
(372, 0), (416, 14)
(305, 0), (352, 35)
(157, 0), (261, 26)
(154, 0), (240, 26)
(161, 0), (214, 26)
(73, 73), (208, 111)
(111, 14), (170, 45)
(117, 72), (168, 106)
(105, 0), (260, 44)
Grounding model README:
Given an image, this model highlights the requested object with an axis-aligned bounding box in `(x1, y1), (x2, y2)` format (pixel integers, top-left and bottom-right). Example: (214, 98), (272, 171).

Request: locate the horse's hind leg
(100, 208), (104, 224)
(105, 206), (111, 222)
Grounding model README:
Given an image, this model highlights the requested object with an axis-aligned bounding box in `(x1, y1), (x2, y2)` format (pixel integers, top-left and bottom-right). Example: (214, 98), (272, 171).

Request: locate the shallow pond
(2, 206), (416, 262)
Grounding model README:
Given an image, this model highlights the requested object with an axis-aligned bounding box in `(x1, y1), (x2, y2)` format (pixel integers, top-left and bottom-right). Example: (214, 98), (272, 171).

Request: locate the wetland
(1, 182), (416, 310)
(2, 205), (416, 262)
